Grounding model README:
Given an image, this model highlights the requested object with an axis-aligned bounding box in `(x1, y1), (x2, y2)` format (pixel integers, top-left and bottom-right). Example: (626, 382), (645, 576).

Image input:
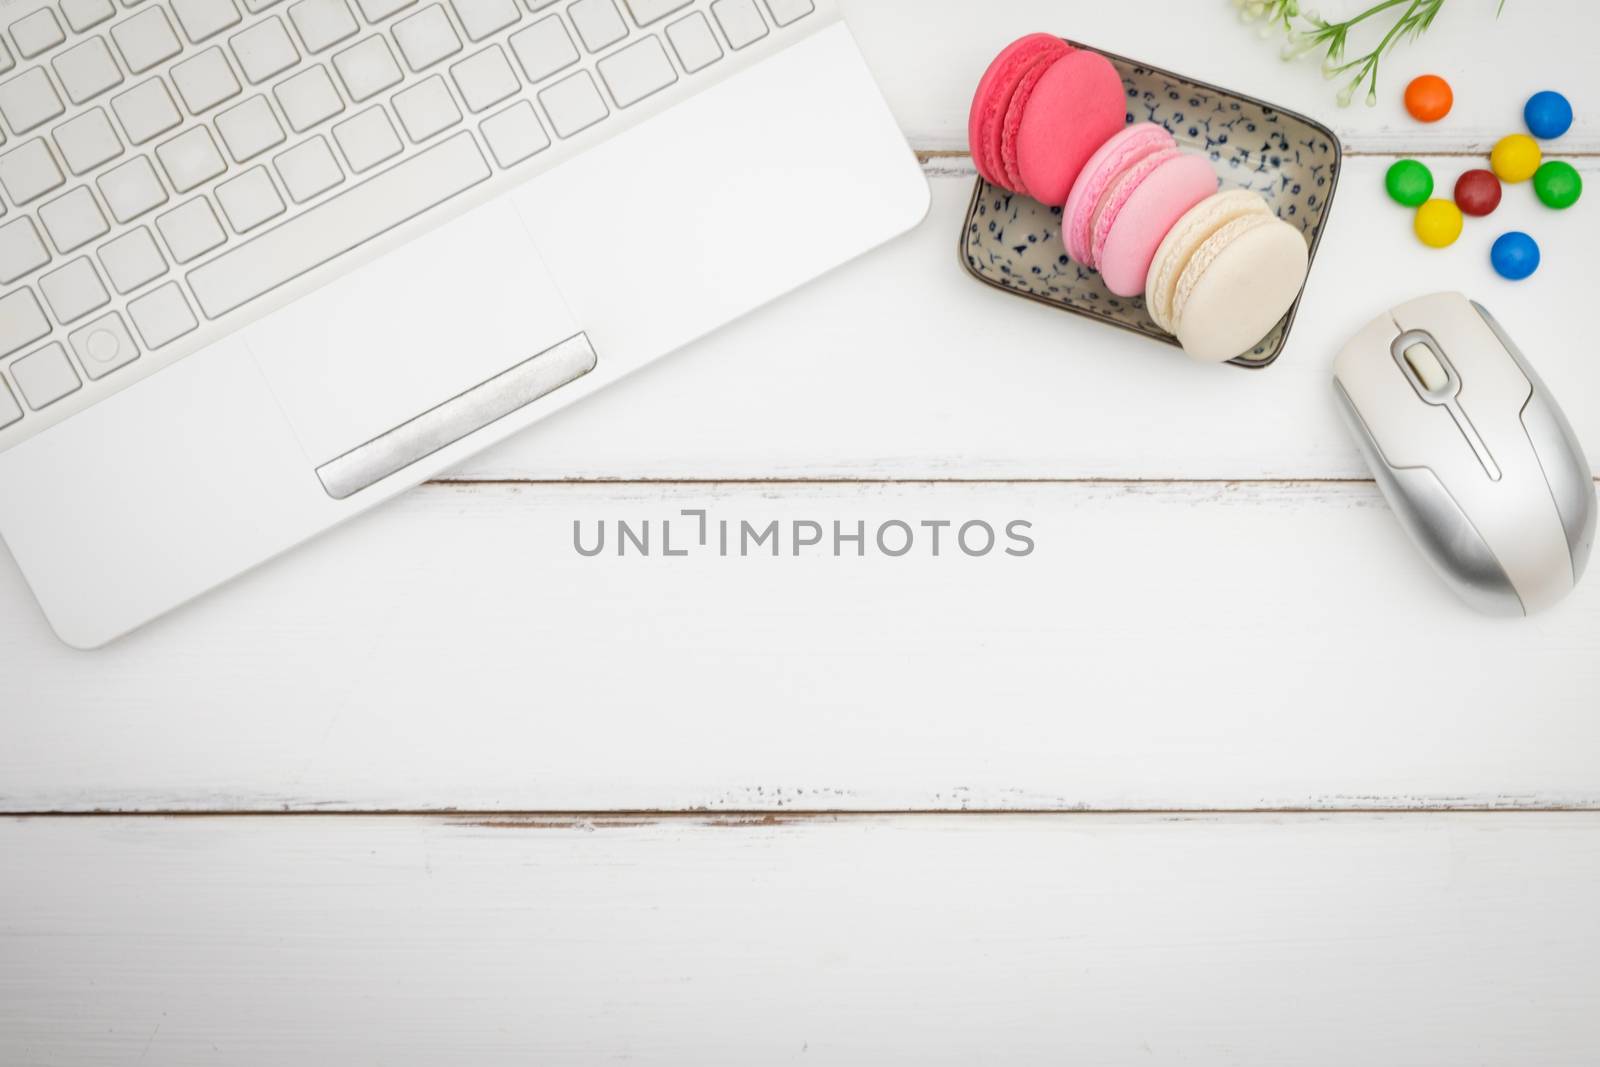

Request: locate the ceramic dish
(959, 42), (1342, 368)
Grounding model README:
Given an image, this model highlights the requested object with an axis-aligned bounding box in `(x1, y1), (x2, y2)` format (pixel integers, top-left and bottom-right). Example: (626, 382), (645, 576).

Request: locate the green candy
(1533, 160), (1582, 209)
(1385, 159), (1434, 207)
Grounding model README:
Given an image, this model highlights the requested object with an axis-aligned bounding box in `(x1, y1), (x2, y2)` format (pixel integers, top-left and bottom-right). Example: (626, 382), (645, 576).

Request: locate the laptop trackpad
(244, 199), (582, 470)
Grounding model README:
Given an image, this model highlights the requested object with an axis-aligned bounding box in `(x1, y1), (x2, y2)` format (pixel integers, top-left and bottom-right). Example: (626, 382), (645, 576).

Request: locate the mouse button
(1522, 390), (1598, 579)
(1403, 342), (1450, 392)
(1389, 330), (1458, 403)
(1335, 343), (1466, 472)
(1332, 311), (1400, 381)
(1400, 297), (1532, 405)
(1381, 464), (1525, 617)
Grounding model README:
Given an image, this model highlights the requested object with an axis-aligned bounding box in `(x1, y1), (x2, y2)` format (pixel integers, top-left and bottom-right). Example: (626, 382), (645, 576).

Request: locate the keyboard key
(171, 47), (242, 113)
(273, 134), (343, 201)
(355, 0), (417, 19)
(39, 256), (111, 323)
(621, 0), (691, 26)
(1, 291), (53, 360)
(332, 105), (401, 172)
(567, 0), (627, 52)
(97, 156), (168, 221)
(0, 67), (65, 134)
(243, 0), (288, 11)
(665, 12), (719, 73)
(333, 35), (403, 102)
(2, 291), (51, 362)
(10, 10), (65, 59)
(60, 0), (118, 34)
(538, 69), (606, 138)
(0, 376), (20, 428)
(171, 0), (242, 43)
(155, 125), (227, 192)
(97, 226), (168, 293)
(290, 0), (359, 53)
(710, 0), (766, 49)
(450, 45), (517, 113)
(0, 138), (65, 204)
(52, 36), (124, 104)
(128, 282), (198, 348)
(69, 310), (140, 378)
(230, 16), (300, 84)
(392, 5), (461, 71)
(156, 196), (226, 262)
(188, 131), (489, 318)
(0, 40), (10, 78)
(54, 107), (124, 175)
(10, 341), (79, 407)
(450, 0), (519, 41)
(392, 74), (459, 141)
(216, 95), (286, 162)
(274, 64), (344, 131)
(111, 7), (183, 73)
(508, 16), (577, 83)
(111, 77), (182, 144)
(479, 99), (547, 167)
(0, 217), (50, 283)
(597, 34), (674, 107)
(216, 165), (285, 232)
(38, 186), (110, 253)
(760, 0), (812, 26)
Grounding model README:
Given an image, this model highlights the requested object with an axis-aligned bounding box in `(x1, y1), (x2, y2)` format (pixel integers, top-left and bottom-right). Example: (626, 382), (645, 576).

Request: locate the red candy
(1453, 169), (1502, 216)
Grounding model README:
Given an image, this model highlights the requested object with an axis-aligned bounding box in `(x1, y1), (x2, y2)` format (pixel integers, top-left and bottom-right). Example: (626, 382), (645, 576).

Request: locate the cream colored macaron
(1143, 190), (1309, 362)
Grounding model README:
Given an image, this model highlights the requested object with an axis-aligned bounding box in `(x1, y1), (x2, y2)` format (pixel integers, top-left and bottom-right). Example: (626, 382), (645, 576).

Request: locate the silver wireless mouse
(1332, 291), (1595, 616)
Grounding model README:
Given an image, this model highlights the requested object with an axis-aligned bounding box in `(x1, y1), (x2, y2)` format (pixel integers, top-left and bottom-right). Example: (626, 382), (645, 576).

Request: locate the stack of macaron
(969, 33), (1312, 363)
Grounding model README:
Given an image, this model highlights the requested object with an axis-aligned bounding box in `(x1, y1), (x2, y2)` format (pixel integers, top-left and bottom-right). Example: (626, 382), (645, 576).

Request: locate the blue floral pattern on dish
(962, 51), (1341, 368)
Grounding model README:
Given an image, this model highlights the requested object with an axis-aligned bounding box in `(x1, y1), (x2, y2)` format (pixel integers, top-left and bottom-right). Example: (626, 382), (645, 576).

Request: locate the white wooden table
(4, 2), (1598, 1062)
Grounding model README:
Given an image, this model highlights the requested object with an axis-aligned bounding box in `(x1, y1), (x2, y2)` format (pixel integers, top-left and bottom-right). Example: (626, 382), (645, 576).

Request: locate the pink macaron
(1091, 150), (1216, 296)
(967, 34), (1072, 187)
(1062, 123), (1173, 264)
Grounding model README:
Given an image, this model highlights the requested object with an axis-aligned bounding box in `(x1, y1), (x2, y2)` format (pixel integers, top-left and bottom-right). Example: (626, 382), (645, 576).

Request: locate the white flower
(1281, 31), (1319, 60)
(1336, 81), (1357, 107)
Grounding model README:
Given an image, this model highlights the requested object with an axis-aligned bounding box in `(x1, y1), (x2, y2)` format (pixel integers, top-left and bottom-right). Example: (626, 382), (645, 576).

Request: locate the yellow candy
(1414, 199), (1463, 248)
(1490, 133), (1541, 183)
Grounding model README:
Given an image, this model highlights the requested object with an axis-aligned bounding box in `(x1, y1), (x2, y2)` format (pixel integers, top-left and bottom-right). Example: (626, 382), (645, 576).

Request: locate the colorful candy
(1392, 80), (1577, 278)
(1523, 91), (1573, 140)
(1404, 75), (1453, 123)
(1490, 134), (1542, 183)
(1414, 199), (1463, 248)
(1491, 231), (1540, 280)
(1453, 169), (1501, 216)
(1533, 160), (1582, 209)
(1385, 159), (1433, 206)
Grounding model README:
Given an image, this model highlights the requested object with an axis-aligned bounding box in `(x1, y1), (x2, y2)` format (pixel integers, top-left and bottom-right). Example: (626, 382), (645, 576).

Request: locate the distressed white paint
(4, 482), (1595, 812)
(3, 814), (1599, 1065)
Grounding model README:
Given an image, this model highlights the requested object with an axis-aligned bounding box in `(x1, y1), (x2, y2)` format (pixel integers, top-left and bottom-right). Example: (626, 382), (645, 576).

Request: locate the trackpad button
(243, 199), (580, 466)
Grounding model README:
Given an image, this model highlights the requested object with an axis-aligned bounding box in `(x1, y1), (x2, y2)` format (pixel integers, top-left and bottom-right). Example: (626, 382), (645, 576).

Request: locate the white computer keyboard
(0, 0), (817, 446)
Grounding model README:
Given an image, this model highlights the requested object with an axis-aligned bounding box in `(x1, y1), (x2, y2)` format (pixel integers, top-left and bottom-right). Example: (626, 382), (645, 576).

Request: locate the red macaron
(967, 34), (1071, 187)
(969, 34), (1128, 205)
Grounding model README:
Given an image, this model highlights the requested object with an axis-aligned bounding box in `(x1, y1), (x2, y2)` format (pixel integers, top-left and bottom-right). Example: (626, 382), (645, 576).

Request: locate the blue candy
(1491, 231), (1540, 280)
(1523, 91), (1573, 140)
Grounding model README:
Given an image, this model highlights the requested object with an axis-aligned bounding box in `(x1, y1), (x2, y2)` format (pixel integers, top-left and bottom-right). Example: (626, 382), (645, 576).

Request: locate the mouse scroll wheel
(1403, 342), (1450, 392)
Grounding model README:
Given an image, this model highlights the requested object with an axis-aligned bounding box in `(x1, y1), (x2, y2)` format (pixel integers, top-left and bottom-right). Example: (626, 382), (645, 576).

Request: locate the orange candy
(1405, 75), (1453, 122)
